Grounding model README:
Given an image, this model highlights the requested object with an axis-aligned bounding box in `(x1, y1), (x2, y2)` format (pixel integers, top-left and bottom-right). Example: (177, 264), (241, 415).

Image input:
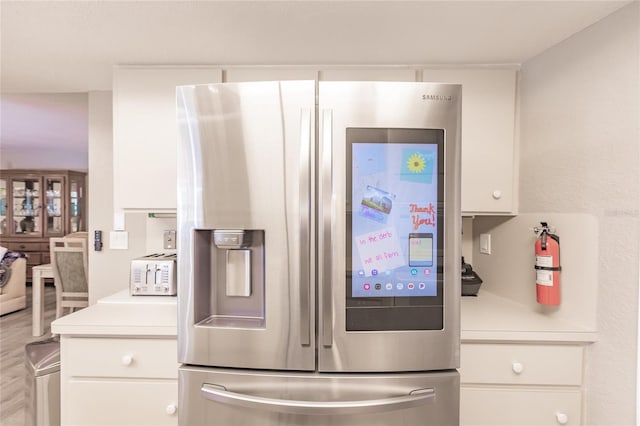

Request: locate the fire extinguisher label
(535, 255), (554, 268)
(536, 270), (553, 286)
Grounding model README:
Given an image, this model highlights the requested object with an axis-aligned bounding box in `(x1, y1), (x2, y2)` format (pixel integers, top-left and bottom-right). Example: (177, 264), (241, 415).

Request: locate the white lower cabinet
(65, 380), (177, 426)
(60, 336), (178, 426)
(460, 343), (585, 426)
(461, 387), (581, 426)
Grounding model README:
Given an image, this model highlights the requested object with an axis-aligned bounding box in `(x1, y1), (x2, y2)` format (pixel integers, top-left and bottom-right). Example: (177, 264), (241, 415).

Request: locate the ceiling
(0, 0), (632, 152)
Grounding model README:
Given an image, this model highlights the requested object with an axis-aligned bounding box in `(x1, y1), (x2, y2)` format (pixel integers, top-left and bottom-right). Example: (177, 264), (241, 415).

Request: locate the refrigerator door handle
(320, 108), (333, 347)
(299, 107), (312, 346)
(201, 384), (435, 416)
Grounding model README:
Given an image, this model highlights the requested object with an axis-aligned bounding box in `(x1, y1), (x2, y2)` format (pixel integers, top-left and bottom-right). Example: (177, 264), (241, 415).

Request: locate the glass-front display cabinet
(0, 169), (87, 280)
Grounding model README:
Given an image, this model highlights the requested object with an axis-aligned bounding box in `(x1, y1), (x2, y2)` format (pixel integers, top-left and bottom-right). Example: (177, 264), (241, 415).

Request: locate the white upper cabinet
(113, 66), (516, 214)
(422, 68), (518, 214)
(318, 68), (417, 82)
(113, 66), (222, 211)
(224, 68), (318, 82)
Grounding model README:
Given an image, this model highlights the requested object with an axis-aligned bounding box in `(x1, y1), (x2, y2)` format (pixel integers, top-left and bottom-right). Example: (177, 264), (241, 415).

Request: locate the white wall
(518, 3), (639, 425)
(0, 146), (87, 170)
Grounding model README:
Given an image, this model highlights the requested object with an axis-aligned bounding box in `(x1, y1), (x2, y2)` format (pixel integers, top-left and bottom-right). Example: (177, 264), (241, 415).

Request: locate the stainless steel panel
(298, 107), (312, 346)
(177, 81), (316, 370)
(317, 81), (462, 372)
(226, 249), (251, 297)
(320, 108), (333, 348)
(180, 366), (459, 426)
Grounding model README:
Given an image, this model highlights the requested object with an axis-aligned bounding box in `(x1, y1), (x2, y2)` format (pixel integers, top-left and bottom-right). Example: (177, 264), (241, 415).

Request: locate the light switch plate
(110, 231), (129, 250)
(480, 233), (491, 255)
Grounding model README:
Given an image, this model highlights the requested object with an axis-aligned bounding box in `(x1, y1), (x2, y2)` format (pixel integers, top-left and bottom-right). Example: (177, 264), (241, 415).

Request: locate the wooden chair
(49, 237), (89, 318)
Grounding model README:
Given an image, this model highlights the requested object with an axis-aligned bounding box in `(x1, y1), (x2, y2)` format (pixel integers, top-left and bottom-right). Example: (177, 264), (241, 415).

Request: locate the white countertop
(98, 289), (177, 305)
(52, 289), (596, 343)
(461, 290), (597, 343)
(51, 290), (177, 337)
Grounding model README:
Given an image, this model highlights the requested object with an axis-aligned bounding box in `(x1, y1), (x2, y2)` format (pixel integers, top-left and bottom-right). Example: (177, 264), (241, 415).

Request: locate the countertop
(461, 290), (597, 343)
(51, 289), (177, 337)
(52, 289), (597, 343)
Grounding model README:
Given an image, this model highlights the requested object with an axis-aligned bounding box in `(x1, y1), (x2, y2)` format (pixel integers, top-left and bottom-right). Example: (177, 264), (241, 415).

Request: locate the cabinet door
(64, 379), (178, 426)
(224, 67), (318, 82)
(461, 387), (581, 426)
(113, 67), (222, 210)
(43, 175), (66, 237)
(319, 68), (417, 82)
(422, 69), (517, 214)
(68, 173), (86, 233)
(10, 176), (42, 236)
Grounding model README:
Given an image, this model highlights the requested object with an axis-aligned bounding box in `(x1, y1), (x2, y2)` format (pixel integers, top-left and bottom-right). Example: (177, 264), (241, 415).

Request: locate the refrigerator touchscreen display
(346, 128), (445, 331)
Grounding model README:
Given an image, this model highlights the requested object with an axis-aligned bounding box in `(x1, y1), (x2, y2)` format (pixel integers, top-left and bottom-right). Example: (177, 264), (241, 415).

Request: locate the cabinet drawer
(65, 379), (177, 426)
(460, 343), (583, 386)
(6, 241), (41, 252)
(461, 386), (581, 426)
(64, 337), (178, 379)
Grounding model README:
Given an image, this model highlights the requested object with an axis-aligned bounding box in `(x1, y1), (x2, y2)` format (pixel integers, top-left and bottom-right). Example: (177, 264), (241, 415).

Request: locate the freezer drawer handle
(201, 384), (435, 415)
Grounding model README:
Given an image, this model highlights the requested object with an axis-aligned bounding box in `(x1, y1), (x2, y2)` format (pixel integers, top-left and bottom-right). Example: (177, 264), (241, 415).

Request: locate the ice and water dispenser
(193, 229), (265, 328)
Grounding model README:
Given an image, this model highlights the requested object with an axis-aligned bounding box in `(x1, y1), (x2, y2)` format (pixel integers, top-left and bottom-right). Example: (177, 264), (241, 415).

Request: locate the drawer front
(460, 343), (583, 386)
(6, 241), (42, 252)
(461, 386), (581, 426)
(65, 379), (177, 426)
(64, 338), (178, 379)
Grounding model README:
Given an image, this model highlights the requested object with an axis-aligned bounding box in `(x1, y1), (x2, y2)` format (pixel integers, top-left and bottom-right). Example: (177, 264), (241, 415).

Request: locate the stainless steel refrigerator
(176, 80), (462, 425)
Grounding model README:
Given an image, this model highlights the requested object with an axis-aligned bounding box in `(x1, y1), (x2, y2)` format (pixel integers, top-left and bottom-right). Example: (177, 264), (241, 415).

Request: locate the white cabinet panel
(460, 342), (586, 425)
(224, 68), (318, 82)
(319, 68), (417, 81)
(423, 68), (517, 214)
(66, 379), (178, 426)
(461, 387), (581, 426)
(60, 334), (179, 425)
(461, 343), (583, 386)
(64, 337), (178, 379)
(113, 66), (222, 210)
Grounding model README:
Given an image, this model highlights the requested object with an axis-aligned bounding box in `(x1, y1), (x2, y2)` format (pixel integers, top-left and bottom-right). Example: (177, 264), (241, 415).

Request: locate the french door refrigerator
(176, 80), (461, 425)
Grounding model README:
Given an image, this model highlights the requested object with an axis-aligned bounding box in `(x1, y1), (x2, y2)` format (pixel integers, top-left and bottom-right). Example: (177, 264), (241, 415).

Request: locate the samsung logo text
(422, 94), (452, 101)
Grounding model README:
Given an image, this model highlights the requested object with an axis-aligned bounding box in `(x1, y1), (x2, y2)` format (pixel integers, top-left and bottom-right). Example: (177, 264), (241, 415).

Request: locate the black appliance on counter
(461, 257), (483, 296)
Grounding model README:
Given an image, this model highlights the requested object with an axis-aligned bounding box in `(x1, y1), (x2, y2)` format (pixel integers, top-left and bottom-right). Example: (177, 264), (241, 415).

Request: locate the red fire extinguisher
(534, 222), (561, 306)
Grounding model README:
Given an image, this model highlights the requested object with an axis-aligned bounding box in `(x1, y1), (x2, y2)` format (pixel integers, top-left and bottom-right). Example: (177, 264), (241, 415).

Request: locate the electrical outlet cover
(164, 230), (176, 249)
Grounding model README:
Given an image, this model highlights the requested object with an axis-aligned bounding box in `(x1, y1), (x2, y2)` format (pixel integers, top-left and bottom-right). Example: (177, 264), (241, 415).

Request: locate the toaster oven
(130, 253), (177, 296)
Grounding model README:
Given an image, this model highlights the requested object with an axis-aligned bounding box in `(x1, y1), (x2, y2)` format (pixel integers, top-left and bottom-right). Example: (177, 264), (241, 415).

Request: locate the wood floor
(0, 285), (57, 426)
